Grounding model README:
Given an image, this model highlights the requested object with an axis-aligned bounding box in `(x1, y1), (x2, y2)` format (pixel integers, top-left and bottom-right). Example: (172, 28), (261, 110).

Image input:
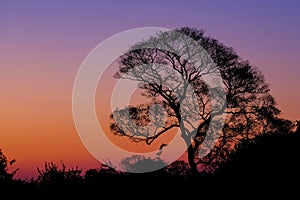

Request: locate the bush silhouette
(35, 161), (83, 194)
(215, 130), (300, 181)
(0, 149), (18, 183)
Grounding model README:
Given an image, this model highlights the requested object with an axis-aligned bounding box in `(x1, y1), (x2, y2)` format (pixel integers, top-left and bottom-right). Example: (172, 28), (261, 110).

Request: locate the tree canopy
(110, 27), (290, 174)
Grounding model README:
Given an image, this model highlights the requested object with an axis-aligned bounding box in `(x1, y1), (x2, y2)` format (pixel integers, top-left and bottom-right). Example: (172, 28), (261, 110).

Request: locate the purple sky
(0, 0), (299, 179)
(1, 0), (299, 119)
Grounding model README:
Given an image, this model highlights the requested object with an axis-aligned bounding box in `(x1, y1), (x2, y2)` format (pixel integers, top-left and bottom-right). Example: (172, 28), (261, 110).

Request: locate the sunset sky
(0, 0), (299, 179)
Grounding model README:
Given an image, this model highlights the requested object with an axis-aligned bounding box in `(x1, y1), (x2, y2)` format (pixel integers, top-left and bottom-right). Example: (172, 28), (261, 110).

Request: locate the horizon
(0, 0), (299, 180)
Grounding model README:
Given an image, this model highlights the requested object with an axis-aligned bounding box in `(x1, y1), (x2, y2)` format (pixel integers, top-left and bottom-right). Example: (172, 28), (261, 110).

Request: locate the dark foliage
(109, 27), (288, 174)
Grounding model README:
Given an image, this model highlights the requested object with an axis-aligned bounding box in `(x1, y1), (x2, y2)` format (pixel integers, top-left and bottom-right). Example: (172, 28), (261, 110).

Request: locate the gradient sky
(0, 0), (299, 179)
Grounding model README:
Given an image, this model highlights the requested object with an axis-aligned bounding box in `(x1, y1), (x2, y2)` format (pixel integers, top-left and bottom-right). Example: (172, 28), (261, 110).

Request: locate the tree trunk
(187, 145), (198, 175)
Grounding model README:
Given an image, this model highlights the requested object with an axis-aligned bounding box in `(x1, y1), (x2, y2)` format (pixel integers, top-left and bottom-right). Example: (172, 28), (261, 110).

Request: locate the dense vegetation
(0, 128), (299, 197)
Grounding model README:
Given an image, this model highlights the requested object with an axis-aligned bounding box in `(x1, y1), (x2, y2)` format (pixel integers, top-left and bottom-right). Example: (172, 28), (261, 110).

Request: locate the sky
(0, 0), (299, 179)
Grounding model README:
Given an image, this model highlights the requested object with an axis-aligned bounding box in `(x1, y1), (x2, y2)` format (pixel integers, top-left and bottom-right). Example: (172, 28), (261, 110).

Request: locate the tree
(215, 119), (299, 181)
(110, 27), (286, 174)
(0, 149), (18, 183)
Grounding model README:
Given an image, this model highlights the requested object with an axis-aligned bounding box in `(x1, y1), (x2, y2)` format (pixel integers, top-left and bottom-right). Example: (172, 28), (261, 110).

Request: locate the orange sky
(96, 61), (177, 153)
(1, 1), (299, 179)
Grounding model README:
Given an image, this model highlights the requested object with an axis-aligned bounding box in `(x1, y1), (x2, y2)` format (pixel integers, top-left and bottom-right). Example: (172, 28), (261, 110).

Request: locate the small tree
(0, 149), (18, 182)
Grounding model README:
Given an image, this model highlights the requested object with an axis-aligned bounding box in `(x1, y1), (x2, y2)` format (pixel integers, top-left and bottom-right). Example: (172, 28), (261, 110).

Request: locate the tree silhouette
(110, 27), (286, 174)
(0, 149), (18, 183)
(214, 119), (298, 185)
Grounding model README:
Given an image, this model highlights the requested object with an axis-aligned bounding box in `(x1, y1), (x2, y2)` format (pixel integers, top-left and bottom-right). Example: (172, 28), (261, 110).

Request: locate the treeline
(1, 130), (299, 197)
